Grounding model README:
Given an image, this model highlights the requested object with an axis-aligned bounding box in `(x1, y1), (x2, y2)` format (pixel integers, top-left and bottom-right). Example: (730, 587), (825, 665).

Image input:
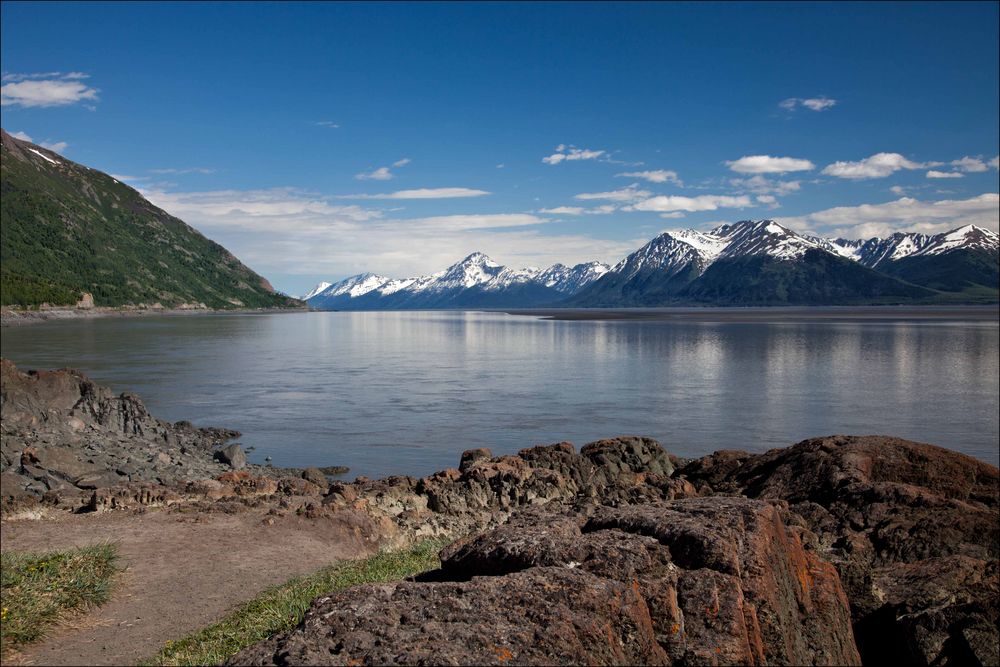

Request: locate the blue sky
(2, 1), (998, 296)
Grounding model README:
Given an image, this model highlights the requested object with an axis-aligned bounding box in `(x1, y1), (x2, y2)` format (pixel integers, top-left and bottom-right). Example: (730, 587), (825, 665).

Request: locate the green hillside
(0, 129), (302, 309)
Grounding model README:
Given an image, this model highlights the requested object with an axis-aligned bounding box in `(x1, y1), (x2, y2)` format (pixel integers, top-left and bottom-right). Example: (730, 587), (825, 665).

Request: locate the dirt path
(1, 506), (375, 666)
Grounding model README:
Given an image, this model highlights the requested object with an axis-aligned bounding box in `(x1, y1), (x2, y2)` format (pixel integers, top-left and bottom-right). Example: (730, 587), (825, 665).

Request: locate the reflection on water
(2, 310), (997, 477)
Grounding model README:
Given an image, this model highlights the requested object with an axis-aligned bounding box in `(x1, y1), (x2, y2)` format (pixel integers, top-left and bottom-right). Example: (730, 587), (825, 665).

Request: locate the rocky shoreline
(1, 360), (997, 665)
(0, 305), (308, 328)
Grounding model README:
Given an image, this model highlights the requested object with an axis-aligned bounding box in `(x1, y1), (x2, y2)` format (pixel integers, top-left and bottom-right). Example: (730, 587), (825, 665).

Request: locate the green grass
(0, 543), (120, 653)
(143, 538), (449, 667)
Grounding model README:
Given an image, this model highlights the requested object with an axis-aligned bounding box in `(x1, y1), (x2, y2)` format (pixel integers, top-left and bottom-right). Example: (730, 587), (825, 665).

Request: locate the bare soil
(1, 506), (374, 666)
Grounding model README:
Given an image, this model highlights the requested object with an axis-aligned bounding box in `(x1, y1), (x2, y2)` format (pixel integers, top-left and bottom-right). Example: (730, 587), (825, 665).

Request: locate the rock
(1, 359), (252, 506)
(459, 447), (492, 471)
(85, 483), (181, 512)
(317, 465), (349, 476)
(677, 434), (1000, 666)
(233, 497), (860, 666)
(213, 443), (246, 470)
(72, 471), (124, 490)
(230, 568), (667, 666)
(187, 478), (232, 501)
(300, 467), (328, 488)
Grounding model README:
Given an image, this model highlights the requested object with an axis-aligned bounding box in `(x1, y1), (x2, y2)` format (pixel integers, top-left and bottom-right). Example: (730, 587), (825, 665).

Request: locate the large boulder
(230, 497), (860, 666)
(677, 435), (1000, 666)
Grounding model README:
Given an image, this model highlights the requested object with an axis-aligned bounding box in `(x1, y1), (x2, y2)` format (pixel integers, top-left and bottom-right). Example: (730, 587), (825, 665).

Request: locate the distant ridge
(307, 220), (998, 309)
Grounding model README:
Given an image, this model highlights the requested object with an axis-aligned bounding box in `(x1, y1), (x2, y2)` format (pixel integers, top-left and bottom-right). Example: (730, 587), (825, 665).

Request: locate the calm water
(2, 310), (998, 477)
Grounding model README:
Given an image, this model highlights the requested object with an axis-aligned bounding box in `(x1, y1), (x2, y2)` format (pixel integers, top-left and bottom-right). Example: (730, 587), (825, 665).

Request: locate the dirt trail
(1, 507), (374, 666)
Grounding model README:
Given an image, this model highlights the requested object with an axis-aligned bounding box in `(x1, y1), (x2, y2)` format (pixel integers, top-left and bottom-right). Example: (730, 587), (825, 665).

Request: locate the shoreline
(504, 304), (1000, 322)
(0, 305), (309, 327)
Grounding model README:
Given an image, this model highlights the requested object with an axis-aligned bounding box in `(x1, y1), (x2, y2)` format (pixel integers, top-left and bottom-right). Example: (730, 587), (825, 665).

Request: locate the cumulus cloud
(574, 184), (651, 202)
(729, 175), (801, 195)
(629, 194), (753, 213)
(775, 193), (999, 239)
(615, 169), (682, 185)
(949, 156), (990, 173)
(337, 187), (490, 199)
(542, 144), (605, 165)
(821, 152), (933, 179)
(779, 97), (837, 111)
(756, 195), (779, 208)
(926, 170), (963, 179)
(141, 185), (640, 284)
(725, 155), (815, 174)
(1, 72), (99, 108)
(991, 157), (999, 170)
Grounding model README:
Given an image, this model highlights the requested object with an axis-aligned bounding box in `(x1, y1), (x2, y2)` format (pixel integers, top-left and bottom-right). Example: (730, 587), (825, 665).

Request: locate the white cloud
(1, 73), (99, 108)
(7, 130), (68, 153)
(729, 175), (801, 195)
(355, 166), (394, 181)
(629, 194), (753, 213)
(779, 97), (837, 111)
(355, 158), (411, 180)
(495, 163), (505, 169)
(540, 206), (585, 215)
(926, 170), (963, 179)
(890, 185), (907, 195)
(141, 185), (639, 282)
(542, 144), (605, 165)
(315, 121), (340, 128)
(775, 193), (999, 238)
(756, 195), (778, 207)
(615, 169), (682, 185)
(950, 156), (989, 173)
(725, 155), (815, 174)
(150, 167), (216, 175)
(539, 205), (617, 216)
(990, 157), (999, 170)
(659, 212), (686, 219)
(337, 187), (490, 199)
(574, 184), (651, 202)
(821, 152), (930, 179)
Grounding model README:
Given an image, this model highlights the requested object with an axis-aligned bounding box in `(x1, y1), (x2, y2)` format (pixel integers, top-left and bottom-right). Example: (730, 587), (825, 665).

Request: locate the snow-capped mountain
(306, 254), (611, 310)
(300, 281), (333, 300)
(306, 220), (997, 309)
(820, 225), (998, 269)
(569, 220), (998, 306)
(537, 262), (611, 294)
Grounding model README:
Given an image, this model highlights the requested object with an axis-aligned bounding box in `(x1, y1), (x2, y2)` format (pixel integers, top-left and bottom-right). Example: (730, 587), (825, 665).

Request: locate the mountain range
(0, 129), (300, 310)
(306, 220), (999, 309)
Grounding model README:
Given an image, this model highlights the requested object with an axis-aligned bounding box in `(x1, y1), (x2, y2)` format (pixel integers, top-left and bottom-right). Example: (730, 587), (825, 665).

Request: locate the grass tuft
(143, 538), (449, 666)
(1, 543), (120, 653)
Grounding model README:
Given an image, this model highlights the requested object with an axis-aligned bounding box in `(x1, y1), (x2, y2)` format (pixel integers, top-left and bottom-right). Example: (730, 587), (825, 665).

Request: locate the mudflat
(505, 305), (1000, 322)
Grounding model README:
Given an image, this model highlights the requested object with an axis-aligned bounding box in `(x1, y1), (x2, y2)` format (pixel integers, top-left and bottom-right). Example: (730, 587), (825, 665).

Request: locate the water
(2, 310), (998, 477)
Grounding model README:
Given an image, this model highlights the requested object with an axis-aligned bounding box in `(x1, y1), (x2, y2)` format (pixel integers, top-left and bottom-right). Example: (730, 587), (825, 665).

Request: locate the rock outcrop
(231, 497), (860, 666)
(678, 435), (1000, 666)
(232, 435), (998, 666)
(0, 359), (331, 512)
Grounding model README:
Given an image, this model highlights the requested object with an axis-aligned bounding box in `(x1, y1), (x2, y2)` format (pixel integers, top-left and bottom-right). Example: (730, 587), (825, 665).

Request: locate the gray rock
(213, 443), (246, 470)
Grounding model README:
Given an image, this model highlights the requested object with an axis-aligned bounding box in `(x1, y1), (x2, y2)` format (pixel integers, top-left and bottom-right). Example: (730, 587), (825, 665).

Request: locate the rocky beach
(1, 359), (998, 666)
